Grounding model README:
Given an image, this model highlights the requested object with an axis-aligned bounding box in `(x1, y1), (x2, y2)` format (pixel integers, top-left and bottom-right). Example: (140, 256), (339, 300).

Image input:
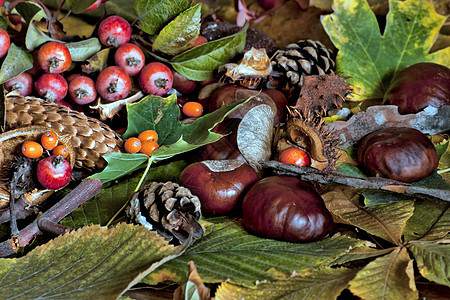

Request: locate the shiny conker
(357, 127), (438, 183)
(179, 160), (259, 216)
(384, 62), (450, 114)
(242, 176), (333, 242)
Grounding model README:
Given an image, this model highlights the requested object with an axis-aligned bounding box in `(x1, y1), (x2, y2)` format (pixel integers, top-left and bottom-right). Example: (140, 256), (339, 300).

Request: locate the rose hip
(98, 15), (132, 48)
(139, 62), (173, 96)
(68, 75), (97, 104)
(36, 155), (72, 190)
(35, 73), (68, 102)
(96, 66), (131, 101)
(4, 72), (33, 96)
(114, 43), (145, 76)
(38, 41), (72, 73)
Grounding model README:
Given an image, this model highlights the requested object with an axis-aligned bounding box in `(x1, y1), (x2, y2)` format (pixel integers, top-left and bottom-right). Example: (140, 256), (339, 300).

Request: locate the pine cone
(5, 92), (123, 171)
(126, 181), (205, 245)
(270, 40), (336, 100)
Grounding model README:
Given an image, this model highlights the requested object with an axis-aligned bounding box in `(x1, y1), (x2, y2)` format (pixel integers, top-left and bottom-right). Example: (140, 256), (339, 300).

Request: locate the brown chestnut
(357, 127), (438, 183)
(179, 160), (259, 216)
(242, 176), (333, 242)
(384, 62), (450, 114)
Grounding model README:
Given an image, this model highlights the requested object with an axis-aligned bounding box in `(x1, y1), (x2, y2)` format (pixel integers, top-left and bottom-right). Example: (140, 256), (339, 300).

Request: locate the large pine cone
(5, 91), (123, 170)
(126, 181), (204, 245)
(270, 40), (336, 100)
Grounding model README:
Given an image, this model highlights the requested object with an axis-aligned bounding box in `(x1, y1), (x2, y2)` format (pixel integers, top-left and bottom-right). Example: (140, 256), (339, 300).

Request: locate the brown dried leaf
(81, 48), (110, 74)
(173, 261), (211, 300)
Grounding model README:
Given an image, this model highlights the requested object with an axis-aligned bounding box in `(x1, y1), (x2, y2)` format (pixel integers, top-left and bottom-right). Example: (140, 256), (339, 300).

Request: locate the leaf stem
(437, 168), (450, 174)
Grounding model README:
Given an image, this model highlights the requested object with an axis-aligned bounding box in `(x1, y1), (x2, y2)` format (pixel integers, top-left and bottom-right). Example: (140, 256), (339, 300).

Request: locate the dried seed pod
(0, 125), (75, 209)
(5, 91), (123, 170)
(126, 181), (205, 245)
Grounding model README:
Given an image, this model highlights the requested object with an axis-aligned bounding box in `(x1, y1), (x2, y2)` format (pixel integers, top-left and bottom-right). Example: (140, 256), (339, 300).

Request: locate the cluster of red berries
(124, 129), (160, 156)
(21, 131), (72, 190)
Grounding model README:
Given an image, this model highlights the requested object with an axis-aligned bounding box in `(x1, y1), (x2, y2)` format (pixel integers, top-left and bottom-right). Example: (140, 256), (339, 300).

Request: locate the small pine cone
(5, 92), (123, 171)
(270, 40), (336, 100)
(126, 181), (205, 245)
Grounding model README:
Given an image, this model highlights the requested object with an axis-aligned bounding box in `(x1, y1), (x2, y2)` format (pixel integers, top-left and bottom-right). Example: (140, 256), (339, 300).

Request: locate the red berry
(36, 155), (72, 190)
(182, 101), (203, 118)
(22, 141), (43, 158)
(85, 0), (102, 11)
(66, 73), (81, 83)
(279, 147), (310, 167)
(35, 73), (68, 102)
(114, 43), (145, 76)
(96, 66), (131, 101)
(41, 131), (59, 150)
(38, 41), (72, 74)
(68, 75), (97, 105)
(124, 137), (142, 153)
(0, 28), (10, 59)
(193, 35), (207, 47)
(139, 62), (173, 96)
(4, 72), (33, 96)
(98, 16), (132, 48)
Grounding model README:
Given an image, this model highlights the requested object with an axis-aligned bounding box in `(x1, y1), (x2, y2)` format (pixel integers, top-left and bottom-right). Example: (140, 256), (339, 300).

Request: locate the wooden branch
(261, 161), (450, 202)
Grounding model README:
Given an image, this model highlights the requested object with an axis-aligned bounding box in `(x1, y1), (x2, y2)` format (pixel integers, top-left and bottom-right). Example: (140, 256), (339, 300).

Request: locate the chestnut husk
(357, 127), (438, 183)
(383, 62), (450, 114)
(242, 176), (334, 242)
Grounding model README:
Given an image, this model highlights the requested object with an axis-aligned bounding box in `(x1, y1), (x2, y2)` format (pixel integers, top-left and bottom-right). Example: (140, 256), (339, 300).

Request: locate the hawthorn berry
(36, 155), (72, 190)
(69, 75), (97, 105)
(279, 147), (310, 167)
(38, 41), (72, 74)
(124, 137), (141, 153)
(139, 62), (173, 96)
(114, 43), (145, 76)
(0, 28), (10, 59)
(98, 15), (132, 48)
(35, 73), (68, 102)
(22, 141), (43, 158)
(52, 145), (69, 158)
(140, 140), (159, 156)
(182, 101), (203, 118)
(96, 66), (131, 101)
(194, 35), (207, 47)
(4, 72), (33, 96)
(41, 131), (59, 150)
(138, 129), (158, 143)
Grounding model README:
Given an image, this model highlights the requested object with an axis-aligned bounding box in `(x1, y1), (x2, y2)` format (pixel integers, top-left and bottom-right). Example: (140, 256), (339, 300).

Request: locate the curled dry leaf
(326, 105), (450, 148)
(237, 104), (274, 174)
(90, 91), (144, 120)
(173, 261), (211, 300)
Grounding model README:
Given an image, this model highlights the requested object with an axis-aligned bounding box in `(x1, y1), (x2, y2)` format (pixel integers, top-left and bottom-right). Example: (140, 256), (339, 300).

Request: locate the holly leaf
(134, 0), (192, 36)
(215, 267), (360, 300)
(170, 23), (248, 81)
(66, 38), (102, 61)
(145, 222), (367, 287)
(0, 224), (180, 299)
(0, 44), (33, 84)
(321, 0), (450, 101)
(152, 4), (201, 56)
(349, 247), (418, 300)
(408, 239), (450, 287)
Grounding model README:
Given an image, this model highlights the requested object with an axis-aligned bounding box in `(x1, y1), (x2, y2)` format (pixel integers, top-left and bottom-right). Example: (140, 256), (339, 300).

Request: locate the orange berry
(52, 145), (69, 158)
(138, 129), (158, 143)
(124, 137), (142, 153)
(279, 147), (310, 167)
(182, 101), (203, 118)
(22, 141), (43, 158)
(140, 140), (159, 156)
(41, 131), (59, 150)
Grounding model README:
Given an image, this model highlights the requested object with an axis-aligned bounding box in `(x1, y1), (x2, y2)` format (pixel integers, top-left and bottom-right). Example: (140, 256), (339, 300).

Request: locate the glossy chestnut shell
(357, 127), (438, 183)
(384, 62), (450, 114)
(242, 176), (333, 242)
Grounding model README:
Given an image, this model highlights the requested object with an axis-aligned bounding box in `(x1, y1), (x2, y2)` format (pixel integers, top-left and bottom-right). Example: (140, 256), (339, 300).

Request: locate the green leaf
(404, 201), (449, 242)
(349, 247), (418, 300)
(0, 17), (7, 31)
(330, 246), (395, 266)
(321, 0), (449, 101)
(335, 162), (367, 178)
(15, 2), (42, 24)
(24, 7), (56, 51)
(170, 23), (248, 81)
(134, 0), (192, 35)
(66, 38), (102, 61)
(62, 160), (187, 229)
(0, 44), (33, 84)
(0, 224), (180, 299)
(409, 239), (450, 287)
(89, 153), (149, 184)
(122, 94), (182, 145)
(215, 267), (360, 300)
(68, 0), (98, 14)
(145, 222), (368, 287)
(152, 3), (201, 56)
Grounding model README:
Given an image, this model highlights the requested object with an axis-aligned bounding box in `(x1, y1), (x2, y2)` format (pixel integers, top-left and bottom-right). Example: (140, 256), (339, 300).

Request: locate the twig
(261, 161), (450, 202)
(0, 178), (103, 257)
